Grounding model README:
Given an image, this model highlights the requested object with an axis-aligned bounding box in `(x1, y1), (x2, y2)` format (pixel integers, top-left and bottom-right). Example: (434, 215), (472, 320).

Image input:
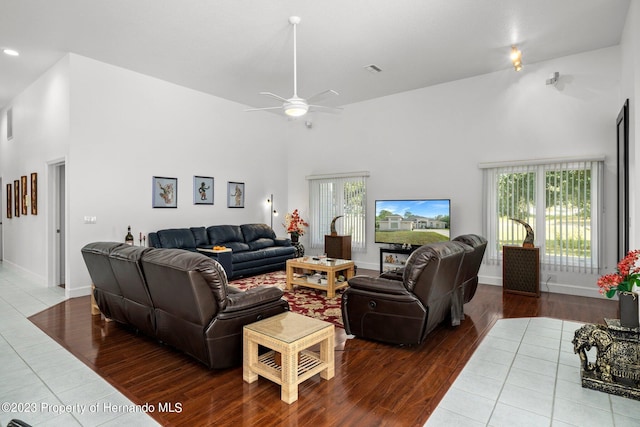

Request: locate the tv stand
(380, 246), (414, 274)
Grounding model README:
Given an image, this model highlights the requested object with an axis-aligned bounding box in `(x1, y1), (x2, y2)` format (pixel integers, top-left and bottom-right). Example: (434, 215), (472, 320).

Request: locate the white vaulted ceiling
(0, 0), (631, 111)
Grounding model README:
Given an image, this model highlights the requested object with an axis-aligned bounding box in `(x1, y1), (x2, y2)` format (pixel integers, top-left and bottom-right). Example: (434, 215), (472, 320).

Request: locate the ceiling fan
(245, 16), (342, 118)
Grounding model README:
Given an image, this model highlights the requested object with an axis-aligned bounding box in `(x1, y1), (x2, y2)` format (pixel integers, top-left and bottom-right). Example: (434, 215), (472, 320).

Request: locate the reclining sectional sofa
(81, 242), (289, 369)
(148, 223), (296, 279)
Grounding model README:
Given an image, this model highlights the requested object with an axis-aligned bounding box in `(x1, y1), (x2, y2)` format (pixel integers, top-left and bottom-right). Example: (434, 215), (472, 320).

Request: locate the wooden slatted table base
(243, 312), (335, 404)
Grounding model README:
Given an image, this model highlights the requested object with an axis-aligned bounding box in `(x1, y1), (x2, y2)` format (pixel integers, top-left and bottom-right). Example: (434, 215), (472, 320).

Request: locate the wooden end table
(243, 311), (335, 403)
(286, 257), (355, 297)
(197, 247), (233, 276)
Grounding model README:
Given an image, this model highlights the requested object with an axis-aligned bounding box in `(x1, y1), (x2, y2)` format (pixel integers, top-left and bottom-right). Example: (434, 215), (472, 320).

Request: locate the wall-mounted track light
(510, 46), (523, 72)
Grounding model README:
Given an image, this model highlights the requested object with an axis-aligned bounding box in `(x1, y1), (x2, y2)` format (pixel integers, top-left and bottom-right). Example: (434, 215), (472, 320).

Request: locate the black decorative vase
(290, 233), (299, 243)
(619, 292), (639, 328)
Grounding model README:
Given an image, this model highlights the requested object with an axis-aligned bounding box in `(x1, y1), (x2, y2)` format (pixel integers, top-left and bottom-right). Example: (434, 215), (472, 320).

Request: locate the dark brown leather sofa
(81, 242), (289, 369)
(341, 241), (466, 345)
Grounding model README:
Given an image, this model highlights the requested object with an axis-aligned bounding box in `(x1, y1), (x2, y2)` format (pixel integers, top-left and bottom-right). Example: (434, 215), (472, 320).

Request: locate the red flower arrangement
(597, 249), (640, 298)
(283, 209), (309, 236)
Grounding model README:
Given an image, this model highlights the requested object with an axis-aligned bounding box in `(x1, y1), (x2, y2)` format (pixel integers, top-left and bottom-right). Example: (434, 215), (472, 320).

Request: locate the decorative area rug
(229, 271), (344, 328)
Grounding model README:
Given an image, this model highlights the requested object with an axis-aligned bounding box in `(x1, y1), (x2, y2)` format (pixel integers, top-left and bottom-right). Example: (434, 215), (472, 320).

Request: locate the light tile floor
(0, 263), (159, 427)
(426, 317), (640, 427)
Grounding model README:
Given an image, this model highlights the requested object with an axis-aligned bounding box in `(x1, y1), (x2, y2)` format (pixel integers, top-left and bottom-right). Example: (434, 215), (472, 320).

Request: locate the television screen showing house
(375, 199), (450, 245)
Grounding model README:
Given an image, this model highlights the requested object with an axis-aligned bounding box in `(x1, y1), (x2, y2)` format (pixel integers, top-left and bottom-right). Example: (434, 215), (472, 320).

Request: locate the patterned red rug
(229, 271), (344, 328)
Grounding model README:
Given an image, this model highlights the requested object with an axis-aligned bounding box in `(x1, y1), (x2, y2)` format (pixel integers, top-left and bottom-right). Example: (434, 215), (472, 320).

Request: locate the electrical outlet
(84, 216), (97, 224)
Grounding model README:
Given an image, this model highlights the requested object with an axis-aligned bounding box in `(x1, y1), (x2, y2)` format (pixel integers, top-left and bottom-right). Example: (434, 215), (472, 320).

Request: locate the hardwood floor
(28, 275), (617, 427)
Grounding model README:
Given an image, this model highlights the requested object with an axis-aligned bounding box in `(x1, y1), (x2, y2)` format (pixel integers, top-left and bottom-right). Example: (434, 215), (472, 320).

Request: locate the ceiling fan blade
(306, 89), (339, 103)
(245, 106), (283, 112)
(259, 92), (290, 103)
(308, 104), (343, 114)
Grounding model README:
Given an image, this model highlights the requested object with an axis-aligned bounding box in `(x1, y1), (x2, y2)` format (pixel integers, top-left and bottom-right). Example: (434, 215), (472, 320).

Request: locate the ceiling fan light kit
(246, 16), (341, 118)
(284, 98), (308, 117)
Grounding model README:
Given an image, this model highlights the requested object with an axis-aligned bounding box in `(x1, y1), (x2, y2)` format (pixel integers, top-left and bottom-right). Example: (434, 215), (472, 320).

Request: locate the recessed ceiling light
(3, 48), (19, 56)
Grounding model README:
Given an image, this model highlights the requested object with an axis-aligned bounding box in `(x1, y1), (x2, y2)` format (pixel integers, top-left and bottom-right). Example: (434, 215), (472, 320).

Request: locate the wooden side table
(502, 246), (540, 297)
(324, 235), (351, 259)
(197, 247), (233, 277)
(243, 312), (335, 403)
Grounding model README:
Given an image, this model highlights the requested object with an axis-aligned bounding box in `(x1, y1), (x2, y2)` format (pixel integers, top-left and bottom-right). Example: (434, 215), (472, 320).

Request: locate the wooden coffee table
(243, 311), (335, 403)
(286, 257), (355, 297)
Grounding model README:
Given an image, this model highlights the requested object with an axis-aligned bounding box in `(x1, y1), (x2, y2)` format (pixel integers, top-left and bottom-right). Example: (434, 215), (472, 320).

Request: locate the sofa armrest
(274, 237), (291, 246)
(347, 275), (410, 295)
(379, 268), (404, 281)
(222, 286), (284, 313)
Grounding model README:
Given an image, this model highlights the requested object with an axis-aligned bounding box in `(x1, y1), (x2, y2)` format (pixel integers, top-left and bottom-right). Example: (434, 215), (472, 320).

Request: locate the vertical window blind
(481, 158), (603, 273)
(307, 172), (368, 252)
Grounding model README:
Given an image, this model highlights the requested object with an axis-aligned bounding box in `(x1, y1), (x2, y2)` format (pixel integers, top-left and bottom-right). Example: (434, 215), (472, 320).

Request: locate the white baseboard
(355, 261), (379, 272)
(478, 274), (601, 299)
(2, 260), (47, 285)
(66, 284), (92, 298)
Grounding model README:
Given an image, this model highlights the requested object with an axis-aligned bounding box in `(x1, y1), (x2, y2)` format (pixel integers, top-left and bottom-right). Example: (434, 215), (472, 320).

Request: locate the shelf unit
(379, 247), (413, 274)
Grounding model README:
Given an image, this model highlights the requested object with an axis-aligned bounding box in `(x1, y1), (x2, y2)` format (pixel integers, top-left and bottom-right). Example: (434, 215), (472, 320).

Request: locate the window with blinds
(307, 172), (368, 252)
(482, 159), (603, 273)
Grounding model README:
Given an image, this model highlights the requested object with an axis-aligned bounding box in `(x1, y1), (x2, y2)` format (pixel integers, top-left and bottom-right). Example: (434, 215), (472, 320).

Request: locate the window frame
(481, 157), (604, 274)
(307, 172), (369, 252)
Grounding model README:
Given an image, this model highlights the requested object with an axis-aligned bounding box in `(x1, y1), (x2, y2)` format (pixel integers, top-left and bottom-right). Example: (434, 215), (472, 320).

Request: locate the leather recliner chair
(375, 235), (487, 326)
(341, 241), (466, 345)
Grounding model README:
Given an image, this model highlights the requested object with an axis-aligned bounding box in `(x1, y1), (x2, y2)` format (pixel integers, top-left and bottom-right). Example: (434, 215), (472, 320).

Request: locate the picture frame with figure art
(227, 182), (244, 208)
(152, 176), (178, 208)
(193, 176), (214, 205)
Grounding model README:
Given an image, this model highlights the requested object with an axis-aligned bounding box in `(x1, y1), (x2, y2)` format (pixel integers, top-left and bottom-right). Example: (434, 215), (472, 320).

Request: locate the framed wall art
(13, 179), (19, 217)
(30, 172), (37, 215)
(21, 175), (27, 215)
(152, 176), (178, 208)
(193, 176), (214, 205)
(227, 181), (244, 208)
(6, 183), (12, 219)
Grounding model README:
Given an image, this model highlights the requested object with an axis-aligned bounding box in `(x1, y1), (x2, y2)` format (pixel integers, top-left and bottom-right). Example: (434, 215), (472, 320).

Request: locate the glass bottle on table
(125, 226), (134, 245)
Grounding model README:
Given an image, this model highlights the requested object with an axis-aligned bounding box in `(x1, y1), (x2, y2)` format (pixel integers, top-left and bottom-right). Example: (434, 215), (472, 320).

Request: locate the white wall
(65, 54), (290, 296)
(1, 54), (291, 297)
(286, 47), (621, 297)
(0, 56), (71, 282)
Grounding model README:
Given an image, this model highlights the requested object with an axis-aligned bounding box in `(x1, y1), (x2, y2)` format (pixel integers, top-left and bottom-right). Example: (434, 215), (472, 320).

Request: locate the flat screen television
(375, 199), (450, 246)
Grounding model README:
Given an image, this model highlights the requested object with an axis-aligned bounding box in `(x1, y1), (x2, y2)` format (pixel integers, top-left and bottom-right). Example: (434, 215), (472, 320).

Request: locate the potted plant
(283, 209), (309, 243)
(597, 249), (640, 328)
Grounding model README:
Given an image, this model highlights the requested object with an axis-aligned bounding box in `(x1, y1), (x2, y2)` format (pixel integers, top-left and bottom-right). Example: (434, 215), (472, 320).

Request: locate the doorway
(48, 161), (66, 288)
